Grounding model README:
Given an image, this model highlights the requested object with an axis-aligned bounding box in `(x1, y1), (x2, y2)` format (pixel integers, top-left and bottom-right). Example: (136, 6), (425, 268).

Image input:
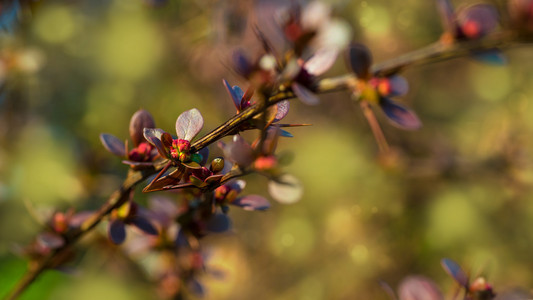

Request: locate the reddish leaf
(144, 167), (185, 192)
(100, 133), (126, 157)
(129, 109), (156, 146)
(143, 128), (169, 158)
(176, 108), (204, 141)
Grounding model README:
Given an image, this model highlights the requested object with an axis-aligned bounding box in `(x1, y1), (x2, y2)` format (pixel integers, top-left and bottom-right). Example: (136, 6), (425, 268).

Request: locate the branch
(6, 31), (530, 300)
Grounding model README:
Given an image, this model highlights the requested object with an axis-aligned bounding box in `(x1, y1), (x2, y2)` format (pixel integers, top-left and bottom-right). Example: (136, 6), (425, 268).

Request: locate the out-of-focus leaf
(68, 211), (94, 228)
(130, 216), (158, 236)
(143, 128), (169, 158)
(176, 108), (204, 141)
(0, 0), (20, 34)
(387, 76), (409, 97)
(398, 276), (443, 300)
(273, 100), (290, 122)
(457, 3), (499, 39)
(232, 195), (270, 211)
(279, 129), (294, 137)
(495, 289), (533, 300)
(175, 228), (189, 248)
(198, 147), (209, 166)
(378, 280), (398, 300)
(37, 232), (65, 249)
(435, 0), (456, 33)
(99, 133), (126, 157)
(129, 109), (156, 146)
(304, 47), (338, 76)
(219, 135), (254, 167)
(206, 213), (231, 233)
(121, 160), (154, 168)
(233, 49), (252, 78)
(188, 278), (205, 297)
(108, 219), (126, 244)
(441, 258), (469, 288)
(379, 97), (422, 130)
(292, 82), (320, 105)
(472, 50), (507, 65)
(346, 42), (373, 79)
(268, 174), (303, 204)
(208, 268), (226, 280)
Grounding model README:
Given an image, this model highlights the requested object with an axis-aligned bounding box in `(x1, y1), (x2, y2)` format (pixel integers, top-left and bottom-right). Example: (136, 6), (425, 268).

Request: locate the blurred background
(1, 0), (533, 299)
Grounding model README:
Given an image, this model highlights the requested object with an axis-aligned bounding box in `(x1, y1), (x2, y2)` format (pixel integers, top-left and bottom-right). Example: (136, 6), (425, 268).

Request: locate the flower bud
(210, 157), (225, 173)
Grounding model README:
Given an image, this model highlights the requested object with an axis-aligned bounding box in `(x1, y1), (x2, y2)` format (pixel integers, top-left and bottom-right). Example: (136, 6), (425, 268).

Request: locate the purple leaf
(304, 47), (339, 76)
(37, 232), (65, 249)
(227, 180), (246, 193)
(176, 108), (204, 141)
(129, 109), (156, 146)
(131, 216), (159, 236)
(435, 0), (456, 33)
(175, 228), (189, 248)
(457, 3), (499, 39)
(378, 280), (398, 300)
(219, 135), (254, 167)
(346, 42), (373, 79)
(233, 49), (252, 78)
(441, 258), (469, 288)
(198, 146), (210, 166)
(232, 195), (270, 211)
(273, 100), (290, 122)
(387, 76), (409, 97)
(68, 211), (94, 228)
(108, 219), (126, 244)
(99, 134), (126, 157)
(208, 268), (226, 280)
(188, 279), (205, 297)
(143, 128), (169, 158)
(206, 213), (232, 233)
(292, 82), (320, 105)
(379, 97), (422, 130)
(398, 276), (443, 300)
(223, 79), (242, 109)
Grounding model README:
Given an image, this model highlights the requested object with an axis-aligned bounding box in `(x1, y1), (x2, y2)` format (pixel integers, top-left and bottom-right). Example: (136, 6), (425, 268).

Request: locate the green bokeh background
(1, 0), (533, 299)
